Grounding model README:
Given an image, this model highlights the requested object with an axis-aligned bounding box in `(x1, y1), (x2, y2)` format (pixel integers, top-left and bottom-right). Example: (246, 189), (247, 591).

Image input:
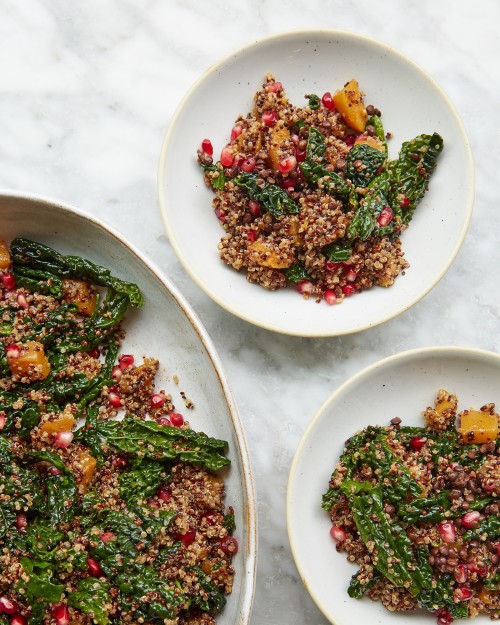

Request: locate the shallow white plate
(1, 190), (256, 625)
(287, 346), (498, 625)
(158, 30), (474, 337)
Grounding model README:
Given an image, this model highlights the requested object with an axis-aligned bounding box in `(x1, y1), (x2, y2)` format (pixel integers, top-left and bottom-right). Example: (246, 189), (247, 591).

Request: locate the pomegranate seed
(54, 431), (74, 449)
(157, 487), (171, 502)
(177, 529), (196, 546)
(296, 280), (313, 296)
(0, 414), (6, 430)
(326, 261), (342, 271)
(47, 466), (62, 476)
(295, 147), (306, 162)
(436, 608), (453, 625)
(1, 272), (15, 289)
(88, 347), (100, 359)
(410, 435), (427, 451)
(204, 513), (216, 524)
(16, 292), (28, 309)
(111, 365), (122, 381)
(330, 525), (347, 542)
(322, 92), (336, 111)
(214, 207), (226, 222)
(278, 155), (297, 174)
(100, 531), (116, 542)
(87, 558), (103, 577)
(454, 585), (472, 601)
(52, 604), (70, 625)
(6, 344), (20, 359)
(0, 597), (18, 614)
(111, 455), (127, 470)
(345, 268), (357, 282)
(454, 564), (468, 584)
(400, 195), (410, 208)
(291, 133), (299, 145)
(170, 413), (184, 427)
(468, 561), (488, 576)
(150, 393), (165, 408)
(438, 521), (456, 543)
(324, 290), (338, 305)
(377, 206), (394, 227)
(461, 511), (481, 529)
(157, 416), (172, 426)
(148, 498), (160, 508)
(16, 513), (27, 533)
(201, 139), (213, 156)
(342, 284), (356, 296)
(219, 536), (238, 555)
(220, 146), (234, 167)
(268, 81), (282, 93)
(247, 230), (257, 243)
(10, 615), (27, 625)
(119, 354), (134, 370)
(108, 391), (122, 408)
(241, 157), (256, 172)
(248, 201), (261, 217)
(230, 125), (242, 141)
(261, 111), (278, 127)
(344, 135), (356, 147)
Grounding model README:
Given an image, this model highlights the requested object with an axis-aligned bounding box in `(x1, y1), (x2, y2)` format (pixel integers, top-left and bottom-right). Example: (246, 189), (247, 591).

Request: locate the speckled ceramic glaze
(0, 191), (256, 625)
(287, 346), (500, 625)
(158, 29), (474, 337)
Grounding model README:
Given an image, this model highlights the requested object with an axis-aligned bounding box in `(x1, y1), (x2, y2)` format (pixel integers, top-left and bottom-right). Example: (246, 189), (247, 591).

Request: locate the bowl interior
(287, 347), (498, 625)
(159, 30), (473, 336)
(1, 192), (255, 625)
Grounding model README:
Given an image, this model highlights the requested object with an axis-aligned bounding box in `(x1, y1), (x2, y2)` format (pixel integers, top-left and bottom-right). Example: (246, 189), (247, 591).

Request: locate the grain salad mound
(197, 75), (443, 305)
(322, 390), (499, 623)
(0, 239), (237, 625)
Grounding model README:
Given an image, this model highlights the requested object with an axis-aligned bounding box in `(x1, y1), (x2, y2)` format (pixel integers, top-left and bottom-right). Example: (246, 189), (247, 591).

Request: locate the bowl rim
(286, 344), (500, 625)
(1, 187), (257, 625)
(157, 28), (475, 337)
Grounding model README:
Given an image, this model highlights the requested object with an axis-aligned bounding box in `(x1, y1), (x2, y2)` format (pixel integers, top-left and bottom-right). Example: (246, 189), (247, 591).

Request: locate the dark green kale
(301, 127), (351, 197)
(235, 172), (300, 217)
(68, 578), (112, 625)
(389, 132), (444, 223)
(189, 566), (227, 613)
(306, 93), (321, 109)
(283, 262), (310, 283)
(347, 570), (381, 598)
(10, 238), (144, 307)
(366, 115), (387, 149)
(322, 241), (352, 263)
(347, 171), (392, 241)
(345, 143), (386, 188)
(18, 558), (64, 604)
(199, 162), (229, 190)
(223, 511), (236, 534)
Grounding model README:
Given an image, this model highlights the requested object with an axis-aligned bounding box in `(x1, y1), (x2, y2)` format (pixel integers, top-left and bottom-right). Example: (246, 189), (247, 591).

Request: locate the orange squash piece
(333, 79), (368, 132)
(248, 240), (294, 269)
(7, 341), (50, 381)
(354, 134), (385, 152)
(478, 586), (500, 607)
(74, 449), (97, 492)
(459, 409), (499, 444)
(62, 279), (97, 317)
(0, 241), (10, 270)
(41, 413), (76, 434)
(268, 124), (291, 171)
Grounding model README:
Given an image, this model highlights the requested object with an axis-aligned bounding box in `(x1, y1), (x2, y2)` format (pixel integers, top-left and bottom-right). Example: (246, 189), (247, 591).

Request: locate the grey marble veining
(1, 0), (500, 623)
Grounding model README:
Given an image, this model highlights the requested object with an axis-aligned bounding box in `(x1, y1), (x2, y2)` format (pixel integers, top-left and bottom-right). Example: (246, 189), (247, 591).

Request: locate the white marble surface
(1, 1), (500, 623)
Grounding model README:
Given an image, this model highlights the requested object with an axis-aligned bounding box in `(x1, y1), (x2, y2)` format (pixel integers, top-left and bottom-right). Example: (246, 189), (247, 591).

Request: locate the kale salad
(197, 76), (444, 304)
(323, 390), (499, 623)
(0, 239), (237, 625)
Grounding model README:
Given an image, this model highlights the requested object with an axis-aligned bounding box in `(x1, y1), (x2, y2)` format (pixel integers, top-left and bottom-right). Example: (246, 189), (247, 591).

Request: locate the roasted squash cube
(354, 134), (385, 152)
(62, 279), (98, 317)
(0, 241), (10, 270)
(333, 79), (368, 132)
(74, 449), (97, 492)
(7, 341), (50, 381)
(248, 240), (294, 269)
(459, 409), (499, 444)
(41, 413), (76, 434)
(268, 123), (291, 171)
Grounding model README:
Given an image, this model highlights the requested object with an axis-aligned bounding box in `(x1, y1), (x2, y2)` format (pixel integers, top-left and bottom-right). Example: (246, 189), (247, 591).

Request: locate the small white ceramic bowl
(1, 190), (256, 625)
(287, 346), (499, 625)
(158, 30), (474, 337)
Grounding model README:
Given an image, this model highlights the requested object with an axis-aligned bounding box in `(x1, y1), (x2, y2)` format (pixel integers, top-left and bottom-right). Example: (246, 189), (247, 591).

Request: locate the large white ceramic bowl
(287, 346), (499, 625)
(158, 30), (474, 337)
(1, 190), (256, 625)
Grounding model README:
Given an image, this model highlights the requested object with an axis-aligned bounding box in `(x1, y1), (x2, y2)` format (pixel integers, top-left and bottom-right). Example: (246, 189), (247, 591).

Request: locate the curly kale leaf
(200, 162), (229, 190)
(322, 241), (352, 263)
(18, 557), (64, 604)
(283, 262), (310, 283)
(235, 172), (300, 217)
(68, 578), (111, 625)
(301, 127), (351, 197)
(346, 143), (386, 188)
(10, 238), (144, 306)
